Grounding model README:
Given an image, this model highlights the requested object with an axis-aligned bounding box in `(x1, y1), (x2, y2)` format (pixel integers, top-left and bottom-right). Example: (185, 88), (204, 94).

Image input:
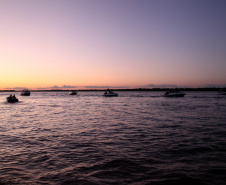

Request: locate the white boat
(69, 90), (77, 95)
(163, 89), (185, 97)
(21, 89), (30, 96)
(218, 89), (226, 95)
(6, 95), (18, 103)
(103, 90), (118, 97)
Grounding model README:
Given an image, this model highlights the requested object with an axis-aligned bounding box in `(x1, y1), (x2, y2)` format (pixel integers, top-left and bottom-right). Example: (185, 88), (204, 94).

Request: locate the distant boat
(69, 90), (77, 95)
(21, 89), (30, 96)
(103, 89), (118, 97)
(218, 89), (226, 95)
(6, 95), (18, 103)
(163, 89), (185, 97)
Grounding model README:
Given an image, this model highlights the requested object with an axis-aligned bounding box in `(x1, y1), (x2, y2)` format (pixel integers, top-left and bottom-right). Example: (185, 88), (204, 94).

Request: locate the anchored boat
(21, 89), (31, 96)
(69, 90), (77, 95)
(163, 89), (185, 97)
(218, 89), (226, 95)
(103, 89), (118, 97)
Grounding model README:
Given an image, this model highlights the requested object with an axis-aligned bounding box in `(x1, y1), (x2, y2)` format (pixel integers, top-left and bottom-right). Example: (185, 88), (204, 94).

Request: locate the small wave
(149, 174), (208, 185)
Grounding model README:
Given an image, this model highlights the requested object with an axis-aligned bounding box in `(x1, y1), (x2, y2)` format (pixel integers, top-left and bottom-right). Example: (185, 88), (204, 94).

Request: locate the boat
(6, 95), (18, 103)
(103, 89), (118, 97)
(21, 89), (30, 96)
(218, 89), (226, 95)
(69, 90), (77, 95)
(163, 89), (185, 97)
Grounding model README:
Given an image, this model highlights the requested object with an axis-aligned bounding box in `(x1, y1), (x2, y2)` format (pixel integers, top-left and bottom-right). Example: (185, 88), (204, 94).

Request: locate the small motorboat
(163, 89), (185, 97)
(103, 89), (118, 97)
(21, 89), (30, 96)
(69, 90), (77, 95)
(218, 89), (226, 95)
(6, 95), (18, 103)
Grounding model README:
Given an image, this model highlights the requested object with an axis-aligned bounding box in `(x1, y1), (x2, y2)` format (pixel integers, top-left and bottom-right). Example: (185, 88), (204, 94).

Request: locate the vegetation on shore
(0, 87), (225, 92)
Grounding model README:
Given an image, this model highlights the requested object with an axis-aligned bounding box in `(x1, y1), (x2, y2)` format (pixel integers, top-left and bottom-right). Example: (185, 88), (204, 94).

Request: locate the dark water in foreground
(0, 91), (226, 185)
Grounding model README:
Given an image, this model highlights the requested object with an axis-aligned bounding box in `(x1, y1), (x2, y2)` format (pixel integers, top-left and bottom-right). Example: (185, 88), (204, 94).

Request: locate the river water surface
(0, 91), (226, 185)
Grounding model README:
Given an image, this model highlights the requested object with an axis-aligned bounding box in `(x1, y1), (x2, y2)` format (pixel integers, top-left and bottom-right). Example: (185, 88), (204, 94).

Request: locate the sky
(1, 0), (226, 89)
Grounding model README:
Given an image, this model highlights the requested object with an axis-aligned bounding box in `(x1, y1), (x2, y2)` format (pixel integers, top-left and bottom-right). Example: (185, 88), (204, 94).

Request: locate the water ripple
(0, 91), (226, 184)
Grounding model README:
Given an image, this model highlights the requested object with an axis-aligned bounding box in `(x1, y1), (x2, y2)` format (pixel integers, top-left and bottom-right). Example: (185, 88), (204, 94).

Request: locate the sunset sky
(1, 0), (226, 89)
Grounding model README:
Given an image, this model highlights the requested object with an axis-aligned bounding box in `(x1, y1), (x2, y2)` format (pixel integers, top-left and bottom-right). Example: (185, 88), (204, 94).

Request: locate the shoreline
(0, 87), (225, 92)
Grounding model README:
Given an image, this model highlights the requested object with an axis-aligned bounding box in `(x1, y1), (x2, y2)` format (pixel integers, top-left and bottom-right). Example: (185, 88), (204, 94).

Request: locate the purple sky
(1, 0), (226, 89)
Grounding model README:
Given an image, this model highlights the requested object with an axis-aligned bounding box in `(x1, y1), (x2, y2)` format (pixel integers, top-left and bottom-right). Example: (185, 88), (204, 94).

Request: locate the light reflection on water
(0, 91), (226, 185)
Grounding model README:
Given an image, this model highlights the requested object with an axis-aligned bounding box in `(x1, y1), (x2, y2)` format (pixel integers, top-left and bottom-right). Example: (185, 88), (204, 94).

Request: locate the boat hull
(6, 97), (18, 103)
(164, 93), (185, 97)
(21, 93), (30, 96)
(69, 91), (77, 95)
(218, 92), (226, 95)
(69, 93), (77, 95)
(103, 93), (118, 97)
(21, 91), (30, 96)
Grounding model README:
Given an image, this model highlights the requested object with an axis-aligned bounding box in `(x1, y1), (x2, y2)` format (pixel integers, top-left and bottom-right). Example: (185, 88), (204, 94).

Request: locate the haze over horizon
(1, 0), (226, 89)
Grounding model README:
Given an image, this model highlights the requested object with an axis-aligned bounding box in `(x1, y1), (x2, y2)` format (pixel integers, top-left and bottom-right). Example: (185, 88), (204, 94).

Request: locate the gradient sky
(1, 0), (226, 89)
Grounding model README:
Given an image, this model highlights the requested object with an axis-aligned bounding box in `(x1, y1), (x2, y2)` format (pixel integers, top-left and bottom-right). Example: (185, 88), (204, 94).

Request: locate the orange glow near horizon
(1, 1), (226, 90)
